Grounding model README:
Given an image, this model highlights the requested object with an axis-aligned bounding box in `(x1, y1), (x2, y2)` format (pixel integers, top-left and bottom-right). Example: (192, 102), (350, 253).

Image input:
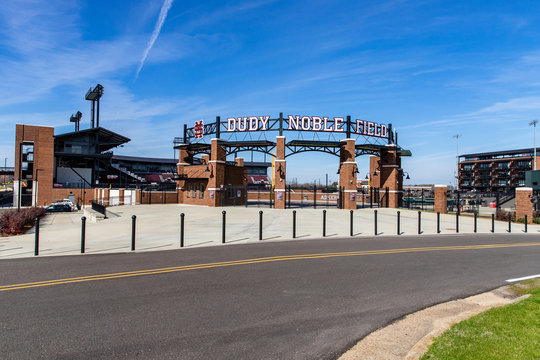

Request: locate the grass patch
(421, 279), (540, 360)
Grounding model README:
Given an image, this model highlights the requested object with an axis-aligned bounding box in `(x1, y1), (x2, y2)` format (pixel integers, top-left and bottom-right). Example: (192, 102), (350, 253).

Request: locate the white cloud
(136, 0), (175, 78)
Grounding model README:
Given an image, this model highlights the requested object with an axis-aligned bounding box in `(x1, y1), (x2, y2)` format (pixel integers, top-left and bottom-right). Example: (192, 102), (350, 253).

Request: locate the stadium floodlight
(85, 84), (104, 128)
(69, 111), (82, 131)
(529, 120), (538, 171)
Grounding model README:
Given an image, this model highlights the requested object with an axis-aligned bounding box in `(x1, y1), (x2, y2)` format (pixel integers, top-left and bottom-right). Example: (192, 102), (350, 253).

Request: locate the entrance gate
(175, 113), (412, 209)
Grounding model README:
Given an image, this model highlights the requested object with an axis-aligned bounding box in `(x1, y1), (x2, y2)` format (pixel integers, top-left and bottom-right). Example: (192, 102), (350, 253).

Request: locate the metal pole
(34, 217), (39, 256)
(180, 213), (185, 247)
(259, 211), (263, 240)
(456, 212), (459, 233)
(313, 184), (317, 209)
(350, 210), (353, 236)
(418, 211), (421, 234)
(525, 215), (528, 233)
(131, 215), (136, 251)
(81, 216), (86, 253)
(374, 210), (378, 235)
(508, 216), (511, 233)
(222, 211), (226, 243)
(322, 210), (326, 237)
(293, 210), (296, 238)
(474, 212), (477, 233)
(492, 213), (495, 233)
(437, 212), (440, 234)
(397, 211), (400, 235)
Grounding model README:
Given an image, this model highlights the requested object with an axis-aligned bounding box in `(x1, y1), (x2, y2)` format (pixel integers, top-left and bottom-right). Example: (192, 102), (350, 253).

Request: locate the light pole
(529, 120), (538, 170)
(3, 157), (6, 189)
(452, 134), (461, 189)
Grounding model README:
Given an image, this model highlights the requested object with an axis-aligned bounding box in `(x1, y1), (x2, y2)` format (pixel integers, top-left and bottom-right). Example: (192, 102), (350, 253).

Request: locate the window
(498, 180), (508, 186)
(518, 180), (526, 186)
(497, 162), (509, 169)
(191, 184), (196, 198)
(186, 184), (191, 198)
(462, 164), (473, 170)
(479, 163), (491, 169)
(518, 161), (530, 168)
(199, 183), (205, 199)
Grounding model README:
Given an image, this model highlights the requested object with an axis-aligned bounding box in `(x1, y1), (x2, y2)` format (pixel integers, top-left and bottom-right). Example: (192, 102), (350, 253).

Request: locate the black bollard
(81, 216), (86, 253)
(131, 215), (136, 251)
(456, 212), (459, 233)
(293, 210), (296, 239)
(34, 217), (40, 256)
(437, 212), (440, 234)
(474, 212), (477, 233)
(508, 216), (511, 233)
(222, 211), (226, 244)
(374, 210), (378, 235)
(259, 211), (263, 240)
(323, 210), (326, 237)
(397, 211), (401, 235)
(180, 213), (185, 247)
(350, 210), (353, 236)
(491, 213), (495, 233)
(525, 215), (528, 233)
(418, 211), (421, 234)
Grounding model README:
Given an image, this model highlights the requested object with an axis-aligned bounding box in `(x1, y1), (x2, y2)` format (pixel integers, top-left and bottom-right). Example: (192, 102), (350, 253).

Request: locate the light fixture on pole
(452, 134), (461, 189)
(529, 120), (538, 171)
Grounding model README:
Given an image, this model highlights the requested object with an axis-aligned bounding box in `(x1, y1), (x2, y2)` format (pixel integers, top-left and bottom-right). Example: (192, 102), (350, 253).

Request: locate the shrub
(0, 207), (45, 236)
(496, 209), (515, 222)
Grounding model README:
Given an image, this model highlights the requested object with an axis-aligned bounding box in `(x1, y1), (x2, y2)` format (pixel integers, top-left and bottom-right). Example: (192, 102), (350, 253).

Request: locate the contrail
(136, 0), (174, 78)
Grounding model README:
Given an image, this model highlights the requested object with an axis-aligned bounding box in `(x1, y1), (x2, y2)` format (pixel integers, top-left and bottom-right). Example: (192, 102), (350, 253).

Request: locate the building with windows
(458, 148), (540, 192)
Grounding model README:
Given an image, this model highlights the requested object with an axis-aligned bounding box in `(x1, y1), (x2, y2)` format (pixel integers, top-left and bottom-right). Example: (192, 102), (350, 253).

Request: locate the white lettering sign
(218, 115), (389, 138)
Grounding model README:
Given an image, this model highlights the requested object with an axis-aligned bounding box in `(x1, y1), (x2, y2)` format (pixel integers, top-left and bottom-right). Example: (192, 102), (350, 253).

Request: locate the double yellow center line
(2, 242), (540, 292)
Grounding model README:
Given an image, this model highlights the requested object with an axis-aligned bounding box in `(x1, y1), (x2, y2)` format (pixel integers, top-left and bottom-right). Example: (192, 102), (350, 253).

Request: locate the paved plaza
(0, 205), (537, 259)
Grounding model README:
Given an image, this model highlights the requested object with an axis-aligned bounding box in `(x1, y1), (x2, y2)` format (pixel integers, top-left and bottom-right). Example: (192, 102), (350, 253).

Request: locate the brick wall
(434, 185), (447, 214)
(515, 187), (533, 223)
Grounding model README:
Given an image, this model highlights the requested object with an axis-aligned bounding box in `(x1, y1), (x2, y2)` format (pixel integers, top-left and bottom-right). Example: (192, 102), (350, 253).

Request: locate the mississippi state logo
(194, 120), (204, 139)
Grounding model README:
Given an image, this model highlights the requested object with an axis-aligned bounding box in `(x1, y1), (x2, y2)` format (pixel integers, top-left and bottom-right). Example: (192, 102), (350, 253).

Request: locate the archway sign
(175, 113), (411, 210)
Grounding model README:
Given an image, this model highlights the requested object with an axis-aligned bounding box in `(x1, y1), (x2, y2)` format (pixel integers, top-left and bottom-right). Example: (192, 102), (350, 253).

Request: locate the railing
(91, 200), (107, 217)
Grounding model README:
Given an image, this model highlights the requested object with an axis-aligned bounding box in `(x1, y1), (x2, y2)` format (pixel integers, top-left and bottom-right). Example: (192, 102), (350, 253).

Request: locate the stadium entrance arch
(174, 113), (411, 210)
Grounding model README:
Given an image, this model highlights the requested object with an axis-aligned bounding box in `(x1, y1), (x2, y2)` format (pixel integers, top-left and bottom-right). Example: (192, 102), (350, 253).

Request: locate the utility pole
(530, 120), (538, 170)
(452, 134), (461, 189)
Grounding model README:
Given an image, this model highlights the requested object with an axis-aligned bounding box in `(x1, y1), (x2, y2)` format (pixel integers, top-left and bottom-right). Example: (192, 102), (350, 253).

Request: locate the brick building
(458, 148), (540, 192)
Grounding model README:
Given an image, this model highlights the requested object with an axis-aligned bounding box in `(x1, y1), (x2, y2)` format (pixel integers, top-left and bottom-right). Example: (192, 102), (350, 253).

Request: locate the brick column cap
(340, 138), (356, 142)
(516, 187), (533, 191)
(434, 185), (447, 188)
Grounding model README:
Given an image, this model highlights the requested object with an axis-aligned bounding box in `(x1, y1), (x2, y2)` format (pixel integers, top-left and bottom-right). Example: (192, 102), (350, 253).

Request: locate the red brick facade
(515, 187), (533, 223)
(434, 185), (448, 214)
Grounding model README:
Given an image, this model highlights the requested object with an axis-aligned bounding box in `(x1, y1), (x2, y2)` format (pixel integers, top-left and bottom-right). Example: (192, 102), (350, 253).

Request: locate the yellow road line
(2, 242), (540, 292)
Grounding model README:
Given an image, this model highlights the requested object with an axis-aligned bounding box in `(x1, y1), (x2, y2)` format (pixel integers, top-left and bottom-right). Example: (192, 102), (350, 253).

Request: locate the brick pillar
(370, 149), (402, 208)
(274, 136), (286, 209)
(119, 189), (125, 205)
(339, 139), (356, 210)
(208, 139), (226, 206)
(434, 185), (448, 214)
(176, 148), (193, 204)
(235, 157), (248, 206)
(515, 187), (533, 223)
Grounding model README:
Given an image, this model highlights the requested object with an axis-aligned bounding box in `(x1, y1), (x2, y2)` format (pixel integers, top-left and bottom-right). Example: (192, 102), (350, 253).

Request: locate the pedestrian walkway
(0, 205), (536, 259)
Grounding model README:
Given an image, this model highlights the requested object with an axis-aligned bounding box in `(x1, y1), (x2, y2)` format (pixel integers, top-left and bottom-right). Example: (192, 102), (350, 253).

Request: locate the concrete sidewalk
(0, 205), (537, 259)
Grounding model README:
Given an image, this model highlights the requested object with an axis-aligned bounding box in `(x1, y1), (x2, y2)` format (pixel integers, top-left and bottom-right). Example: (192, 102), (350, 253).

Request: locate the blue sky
(2, 0), (540, 185)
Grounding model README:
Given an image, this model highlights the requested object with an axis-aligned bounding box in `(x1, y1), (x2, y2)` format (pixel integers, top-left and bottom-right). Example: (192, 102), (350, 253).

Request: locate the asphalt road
(1, 234), (539, 359)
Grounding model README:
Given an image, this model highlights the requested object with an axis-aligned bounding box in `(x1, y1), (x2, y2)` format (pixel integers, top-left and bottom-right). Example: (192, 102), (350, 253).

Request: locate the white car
(51, 199), (77, 211)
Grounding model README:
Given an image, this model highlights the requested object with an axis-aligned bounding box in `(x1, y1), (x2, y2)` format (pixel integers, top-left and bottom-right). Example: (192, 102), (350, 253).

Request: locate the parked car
(51, 199), (77, 211)
(45, 204), (72, 212)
